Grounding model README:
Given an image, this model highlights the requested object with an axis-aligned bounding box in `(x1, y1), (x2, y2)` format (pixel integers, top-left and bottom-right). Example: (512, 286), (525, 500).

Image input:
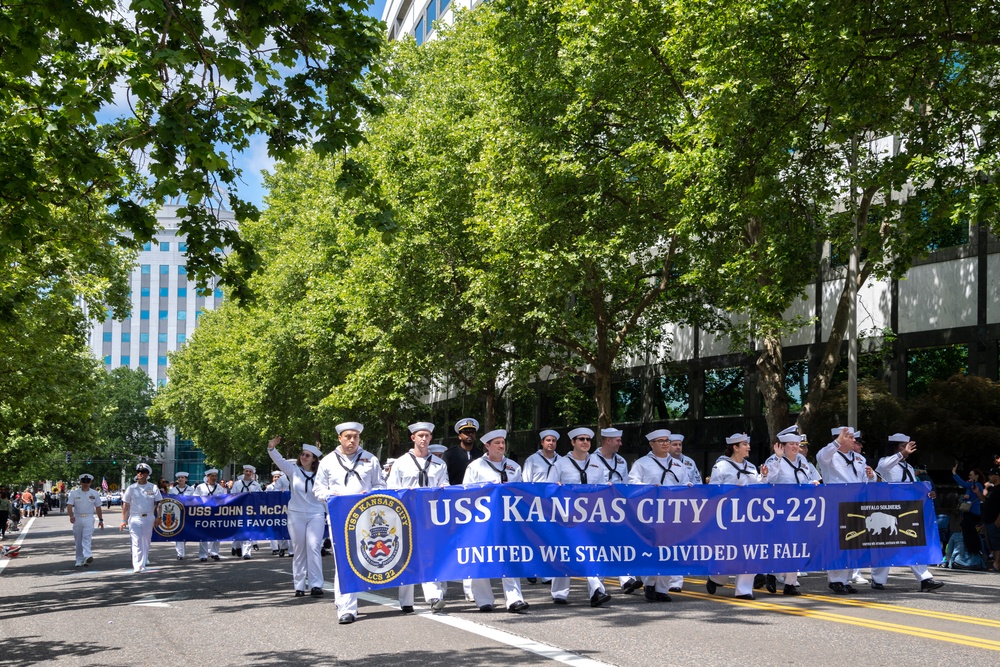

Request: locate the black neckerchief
(408, 452), (431, 487)
(238, 480), (255, 493)
(483, 458), (508, 483)
(725, 458), (752, 479)
(535, 452), (557, 479)
(899, 459), (914, 482)
(595, 452), (624, 483)
(335, 451), (365, 486)
(783, 456), (807, 484)
(837, 450), (859, 478)
(301, 468), (316, 493)
(567, 455), (590, 483)
(648, 454), (680, 485)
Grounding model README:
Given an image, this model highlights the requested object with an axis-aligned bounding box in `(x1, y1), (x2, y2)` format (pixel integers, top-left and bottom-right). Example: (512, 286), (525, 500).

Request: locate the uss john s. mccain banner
(151, 492), (291, 542)
(327, 482), (941, 594)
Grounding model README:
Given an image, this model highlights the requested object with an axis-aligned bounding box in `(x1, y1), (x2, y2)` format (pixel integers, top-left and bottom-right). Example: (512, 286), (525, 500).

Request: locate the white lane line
(356, 590), (616, 667)
(0, 517), (36, 575)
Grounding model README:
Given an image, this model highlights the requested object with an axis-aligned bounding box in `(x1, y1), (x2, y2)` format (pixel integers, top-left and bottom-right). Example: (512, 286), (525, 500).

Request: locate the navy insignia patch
(154, 498), (185, 538)
(344, 494), (412, 584)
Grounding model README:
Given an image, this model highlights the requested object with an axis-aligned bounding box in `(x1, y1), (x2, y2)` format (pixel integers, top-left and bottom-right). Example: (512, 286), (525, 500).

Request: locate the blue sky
(236, 0), (388, 209)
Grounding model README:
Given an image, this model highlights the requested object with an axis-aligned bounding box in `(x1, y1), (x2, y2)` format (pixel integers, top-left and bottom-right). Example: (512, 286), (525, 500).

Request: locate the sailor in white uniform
(707, 433), (762, 599)
(387, 422), (450, 613)
(230, 464), (263, 559)
(669, 434), (703, 486)
(67, 474), (104, 567)
(520, 429), (561, 585)
(269, 438), (328, 597)
(871, 433), (944, 592)
(595, 427), (638, 594)
(629, 429), (691, 601)
(817, 426), (874, 593)
(120, 463), (162, 573)
(550, 427), (613, 607)
(193, 468), (227, 561)
(463, 428), (529, 613)
(266, 470), (290, 556)
(168, 472), (195, 560)
(314, 421), (385, 624)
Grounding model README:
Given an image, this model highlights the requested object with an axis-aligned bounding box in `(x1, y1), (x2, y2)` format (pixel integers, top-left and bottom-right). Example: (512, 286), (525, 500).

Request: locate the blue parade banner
(327, 482), (942, 594)
(151, 492), (291, 542)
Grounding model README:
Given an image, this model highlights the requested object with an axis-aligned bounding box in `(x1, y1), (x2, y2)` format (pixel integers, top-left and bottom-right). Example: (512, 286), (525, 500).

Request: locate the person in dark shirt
(442, 417), (483, 486)
(977, 467), (1000, 572)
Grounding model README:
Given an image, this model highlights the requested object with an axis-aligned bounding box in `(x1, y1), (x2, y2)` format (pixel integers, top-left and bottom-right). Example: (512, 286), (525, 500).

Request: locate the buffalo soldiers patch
(838, 501), (927, 550)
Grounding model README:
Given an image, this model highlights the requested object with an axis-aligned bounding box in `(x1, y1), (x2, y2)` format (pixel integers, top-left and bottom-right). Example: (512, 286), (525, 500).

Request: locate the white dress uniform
(522, 450), (561, 483)
(550, 454), (608, 602)
(314, 448), (384, 620)
(269, 448), (328, 594)
(265, 474), (290, 554)
(122, 481), (162, 572)
(630, 453), (689, 593)
(871, 452), (934, 587)
(168, 483), (195, 559)
(231, 476), (263, 558)
(680, 454), (703, 485)
(765, 452), (816, 589)
(708, 457), (761, 597)
(67, 487), (103, 566)
(594, 449), (636, 590)
(817, 438), (871, 587)
(193, 480), (228, 560)
(463, 456), (527, 609)
(387, 451), (450, 609)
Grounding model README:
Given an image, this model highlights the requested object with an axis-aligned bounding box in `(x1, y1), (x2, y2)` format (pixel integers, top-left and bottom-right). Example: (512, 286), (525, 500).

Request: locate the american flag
(101, 476), (109, 492)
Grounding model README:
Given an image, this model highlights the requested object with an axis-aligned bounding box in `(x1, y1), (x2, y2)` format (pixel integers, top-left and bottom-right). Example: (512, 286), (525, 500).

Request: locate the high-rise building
(383, 0), (475, 45)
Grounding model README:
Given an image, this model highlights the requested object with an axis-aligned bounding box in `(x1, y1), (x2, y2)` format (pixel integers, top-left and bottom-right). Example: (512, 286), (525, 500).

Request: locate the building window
(140, 333), (150, 343)
(158, 310), (168, 320)
(213, 288), (223, 299)
(158, 355), (168, 366)
(159, 265), (169, 275)
(178, 266), (187, 275)
(906, 344), (969, 397)
(178, 287), (187, 298)
(178, 242), (188, 252)
(121, 332), (131, 343)
(102, 332), (112, 342)
(120, 355), (130, 366)
(703, 367), (745, 417)
(196, 310), (202, 320)
(140, 310), (150, 320)
(140, 287), (150, 297)
(612, 378), (643, 423)
(142, 242), (151, 251)
(141, 264), (150, 274)
(177, 333), (186, 343)
(158, 333), (168, 343)
(785, 360), (809, 412)
(104, 355), (112, 365)
(158, 378), (167, 387)
(427, 1), (436, 30)
(159, 287), (169, 297)
(160, 241), (170, 251)
(441, 0), (450, 11)
(178, 311), (187, 320)
(139, 356), (149, 365)
(415, 18), (424, 45)
(653, 374), (690, 420)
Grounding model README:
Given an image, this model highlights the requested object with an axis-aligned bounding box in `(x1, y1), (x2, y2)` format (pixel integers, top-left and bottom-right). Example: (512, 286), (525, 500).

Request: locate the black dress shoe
(552, 598), (568, 605)
(295, 590), (306, 597)
(871, 582), (885, 590)
(507, 600), (529, 613)
(590, 591), (612, 607)
(479, 604), (494, 612)
(311, 587), (324, 597)
(783, 585), (801, 596)
(668, 587), (682, 593)
(621, 577), (642, 594)
(920, 579), (944, 591)
(843, 584), (858, 594)
(644, 585), (657, 602)
(765, 575), (777, 594)
(278, 549), (286, 557)
(272, 549), (279, 555)
(338, 614), (355, 624)
(753, 574), (766, 589)
(242, 554), (251, 560)
(526, 577), (537, 584)
(231, 548), (239, 556)
(199, 557), (208, 562)
(706, 579), (718, 595)
(177, 557), (184, 561)
(735, 593), (755, 600)
(400, 605), (414, 613)
(210, 555), (220, 561)
(829, 582), (849, 594)
(85, 556), (94, 565)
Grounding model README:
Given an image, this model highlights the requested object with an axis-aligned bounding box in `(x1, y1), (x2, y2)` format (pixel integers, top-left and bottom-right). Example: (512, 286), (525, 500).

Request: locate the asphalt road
(2, 511), (999, 666)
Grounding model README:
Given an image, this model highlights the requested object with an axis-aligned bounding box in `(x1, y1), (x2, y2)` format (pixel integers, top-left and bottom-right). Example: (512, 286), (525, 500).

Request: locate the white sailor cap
(777, 425), (799, 438)
(669, 433), (685, 443)
(831, 426), (855, 437)
(778, 433), (802, 444)
(428, 444), (448, 455)
(78, 473), (94, 482)
(539, 429), (560, 441)
(888, 433), (910, 443)
(271, 471), (285, 478)
(336, 421), (364, 435)
(454, 418), (480, 433)
(854, 430), (863, 440)
(600, 427), (623, 438)
(567, 427), (595, 440)
(204, 468), (220, 476)
(242, 464), (256, 473)
(175, 471), (190, 479)
(408, 421), (435, 434)
(136, 462), (152, 473)
(645, 429), (672, 442)
(480, 428), (507, 444)
(725, 433), (749, 445)
(301, 444), (323, 458)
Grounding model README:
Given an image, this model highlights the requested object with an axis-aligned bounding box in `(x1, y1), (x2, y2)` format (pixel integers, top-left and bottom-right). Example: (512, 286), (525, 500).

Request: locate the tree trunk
(483, 376), (498, 431)
(757, 333), (790, 441)
(384, 415), (404, 457)
(592, 362), (613, 429)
